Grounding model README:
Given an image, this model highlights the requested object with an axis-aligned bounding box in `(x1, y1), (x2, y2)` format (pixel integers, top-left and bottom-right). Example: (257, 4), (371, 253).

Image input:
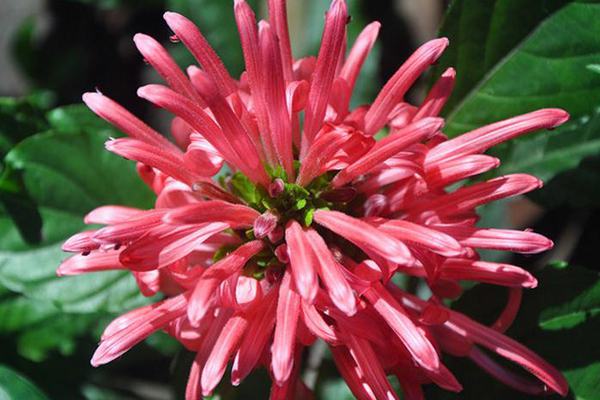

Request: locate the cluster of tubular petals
(59, 0), (570, 399)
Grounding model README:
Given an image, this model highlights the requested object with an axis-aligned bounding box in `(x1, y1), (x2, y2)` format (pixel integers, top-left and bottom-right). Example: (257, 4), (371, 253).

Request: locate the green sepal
(230, 172), (260, 206)
(303, 208), (315, 227)
(294, 198), (307, 210)
(212, 245), (237, 262)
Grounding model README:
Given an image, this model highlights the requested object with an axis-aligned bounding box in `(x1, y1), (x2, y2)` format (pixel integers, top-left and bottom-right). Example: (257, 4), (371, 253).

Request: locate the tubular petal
(346, 334), (400, 400)
(201, 314), (249, 396)
(92, 209), (167, 244)
(259, 21), (295, 178)
(62, 230), (100, 253)
(184, 133), (224, 177)
(332, 117), (443, 187)
(447, 312), (569, 396)
(340, 22), (381, 100)
(163, 12), (236, 96)
(188, 241), (264, 325)
(440, 259), (538, 288)
(314, 210), (416, 266)
(363, 283), (440, 372)
(232, 289), (277, 385)
(133, 33), (202, 103)
(271, 271), (301, 384)
(234, 0), (276, 164)
(364, 38), (449, 135)
(105, 138), (199, 185)
(119, 223), (230, 271)
(409, 174), (543, 216)
(413, 68), (456, 120)
(469, 346), (549, 395)
(284, 221), (319, 303)
(305, 229), (357, 316)
(433, 226), (554, 254)
(331, 345), (379, 400)
(136, 85), (243, 176)
(164, 200), (259, 227)
(368, 218), (464, 258)
(302, 0), (348, 154)
(267, 0), (294, 82)
(425, 154), (500, 188)
(84, 205), (144, 225)
(58, 251), (123, 276)
(425, 109), (569, 166)
(92, 294), (187, 366)
(82, 92), (179, 152)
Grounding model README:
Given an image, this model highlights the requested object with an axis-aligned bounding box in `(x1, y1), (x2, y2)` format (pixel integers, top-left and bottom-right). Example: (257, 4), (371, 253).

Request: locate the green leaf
(318, 378), (356, 400)
(0, 365), (49, 400)
(0, 95), (51, 157)
(0, 165), (43, 244)
(229, 172), (260, 207)
(538, 267), (600, 330)
(0, 288), (99, 361)
(81, 384), (133, 400)
(64, 0), (163, 8)
(434, 1), (600, 205)
(145, 331), (181, 357)
(46, 104), (117, 136)
(0, 130), (155, 313)
(433, 0), (578, 115)
(587, 63), (600, 74)
(438, 266), (600, 399)
(0, 103), (121, 243)
(528, 154), (600, 208)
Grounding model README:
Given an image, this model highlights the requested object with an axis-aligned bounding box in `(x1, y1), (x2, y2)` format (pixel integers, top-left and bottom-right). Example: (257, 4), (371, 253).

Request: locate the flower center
(216, 169), (359, 280)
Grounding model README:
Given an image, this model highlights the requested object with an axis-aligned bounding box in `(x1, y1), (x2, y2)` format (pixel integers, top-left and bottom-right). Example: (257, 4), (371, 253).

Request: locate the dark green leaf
(145, 331), (181, 357)
(0, 287), (99, 361)
(64, 0), (163, 8)
(46, 104), (118, 136)
(81, 384), (135, 400)
(230, 172), (260, 206)
(587, 63), (600, 74)
(318, 378), (356, 400)
(0, 95), (51, 157)
(528, 154), (600, 208)
(433, 0), (595, 117)
(0, 165), (43, 244)
(439, 265), (600, 399)
(538, 268), (600, 331)
(434, 1), (600, 206)
(0, 130), (155, 313)
(0, 365), (49, 400)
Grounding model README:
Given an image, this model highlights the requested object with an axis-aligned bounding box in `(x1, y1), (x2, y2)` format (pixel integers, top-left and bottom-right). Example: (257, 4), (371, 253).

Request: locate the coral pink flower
(60, 0), (570, 398)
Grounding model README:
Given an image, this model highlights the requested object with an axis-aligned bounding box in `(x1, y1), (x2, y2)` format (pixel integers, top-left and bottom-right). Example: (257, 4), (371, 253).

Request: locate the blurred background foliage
(0, 0), (599, 399)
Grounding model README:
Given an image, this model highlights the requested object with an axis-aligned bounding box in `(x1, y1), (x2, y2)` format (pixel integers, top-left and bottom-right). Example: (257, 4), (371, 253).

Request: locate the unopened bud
(274, 244), (289, 264)
(268, 178), (285, 198)
(253, 211), (278, 239)
(267, 225), (284, 243)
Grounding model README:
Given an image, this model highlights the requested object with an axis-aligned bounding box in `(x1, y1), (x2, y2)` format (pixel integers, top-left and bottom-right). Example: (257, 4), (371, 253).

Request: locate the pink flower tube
(60, 0), (570, 398)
